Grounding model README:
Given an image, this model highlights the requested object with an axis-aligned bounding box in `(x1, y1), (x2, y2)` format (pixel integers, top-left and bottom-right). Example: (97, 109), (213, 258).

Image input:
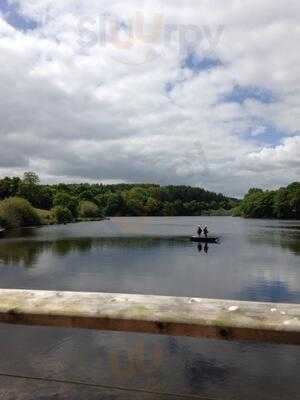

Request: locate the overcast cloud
(0, 0), (299, 196)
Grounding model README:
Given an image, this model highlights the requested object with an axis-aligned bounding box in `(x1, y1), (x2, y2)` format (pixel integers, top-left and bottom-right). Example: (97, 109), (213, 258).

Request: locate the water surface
(0, 217), (299, 399)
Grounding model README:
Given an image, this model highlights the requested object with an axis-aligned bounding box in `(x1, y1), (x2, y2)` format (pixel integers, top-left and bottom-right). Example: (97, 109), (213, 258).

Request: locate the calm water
(0, 217), (299, 399)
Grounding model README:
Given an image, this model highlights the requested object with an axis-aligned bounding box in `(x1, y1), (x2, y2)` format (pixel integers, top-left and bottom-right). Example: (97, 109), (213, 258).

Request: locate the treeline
(233, 182), (300, 219)
(0, 172), (237, 227)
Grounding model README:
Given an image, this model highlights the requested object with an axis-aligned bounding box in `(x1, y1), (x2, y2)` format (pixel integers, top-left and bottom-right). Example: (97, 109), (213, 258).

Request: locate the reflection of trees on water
(248, 232), (300, 255)
(52, 239), (93, 256)
(0, 241), (48, 268)
(0, 237), (190, 269)
(279, 240), (300, 255)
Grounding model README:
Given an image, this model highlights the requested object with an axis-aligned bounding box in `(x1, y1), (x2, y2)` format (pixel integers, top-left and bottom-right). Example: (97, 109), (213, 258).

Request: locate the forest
(233, 182), (300, 219)
(0, 172), (237, 228)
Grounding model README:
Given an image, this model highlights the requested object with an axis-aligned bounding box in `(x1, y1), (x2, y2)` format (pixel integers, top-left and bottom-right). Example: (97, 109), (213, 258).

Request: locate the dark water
(0, 217), (299, 399)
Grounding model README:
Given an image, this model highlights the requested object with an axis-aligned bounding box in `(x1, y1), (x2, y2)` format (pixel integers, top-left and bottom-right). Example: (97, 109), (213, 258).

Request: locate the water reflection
(197, 243), (209, 253)
(0, 324), (299, 400)
(0, 218), (300, 305)
(0, 218), (300, 399)
(238, 280), (300, 303)
(0, 237), (191, 268)
(0, 240), (47, 268)
(248, 234), (300, 255)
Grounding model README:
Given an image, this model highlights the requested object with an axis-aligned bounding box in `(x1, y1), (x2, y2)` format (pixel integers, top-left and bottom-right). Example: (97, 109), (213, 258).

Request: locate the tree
(51, 206), (73, 224)
(290, 189), (300, 218)
(53, 192), (79, 218)
(78, 201), (101, 219)
(17, 172), (42, 208)
(273, 188), (290, 219)
(0, 177), (21, 200)
(183, 200), (201, 216)
(38, 187), (54, 210)
(0, 197), (41, 228)
(0, 172), (241, 218)
(22, 172), (40, 186)
(144, 197), (160, 216)
(236, 184), (300, 219)
(287, 182), (300, 192)
(94, 192), (124, 216)
(122, 188), (161, 216)
(78, 190), (95, 202)
(162, 201), (175, 216)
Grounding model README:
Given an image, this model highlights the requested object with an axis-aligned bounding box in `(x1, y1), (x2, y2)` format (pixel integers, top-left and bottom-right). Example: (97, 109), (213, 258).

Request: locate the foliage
(78, 201), (101, 219)
(53, 192), (78, 218)
(236, 182), (300, 219)
(51, 206), (73, 224)
(202, 208), (233, 217)
(17, 172), (54, 210)
(122, 187), (159, 216)
(0, 177), (21, 200)
(0, 172), (239, 219)
(22, 172), (40, 186)
(95, 192), (125, 216)
(0, 197), (41, 228)
(1, 172), (298, 221)
(35, 208), (55, 225)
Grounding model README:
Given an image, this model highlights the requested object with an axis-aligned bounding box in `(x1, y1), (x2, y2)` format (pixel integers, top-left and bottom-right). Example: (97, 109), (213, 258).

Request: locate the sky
(0, 0), (299, 197)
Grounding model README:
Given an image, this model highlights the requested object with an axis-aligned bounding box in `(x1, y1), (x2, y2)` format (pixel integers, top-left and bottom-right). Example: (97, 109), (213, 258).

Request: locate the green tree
(78, 190), (95, 203)
(144, 197), (160, 215)
(0, 197), (41, 228)
(38, 187), (54, 210)
(52, 206), (73, 224)
(105, 193), (124, 216)
(78, 201), (101, 219)
(123, 188), (159, 216)
(290, 189), (300, 218)
(183, 200), (202, 216)
(0, 177), (21, 200)
(273, 188), (290, 219)
(236, 185), (300, 219)
(53, 192), (78, 218)
(23, 172), (40, 186)
(95, 192), (124, 216)
(17, 172), (42, 208)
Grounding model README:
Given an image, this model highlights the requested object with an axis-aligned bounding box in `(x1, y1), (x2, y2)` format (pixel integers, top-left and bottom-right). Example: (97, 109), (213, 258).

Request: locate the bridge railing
(0, 289), (299, 345)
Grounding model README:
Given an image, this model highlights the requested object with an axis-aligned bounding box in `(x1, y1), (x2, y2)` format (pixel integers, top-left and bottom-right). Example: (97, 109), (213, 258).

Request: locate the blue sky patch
(0, 0), (37, 31)
(245, 121), (285, 147)
(165, 82), (175, 93)
(182, 51), (221, 73)
(224, 85), (276, 105)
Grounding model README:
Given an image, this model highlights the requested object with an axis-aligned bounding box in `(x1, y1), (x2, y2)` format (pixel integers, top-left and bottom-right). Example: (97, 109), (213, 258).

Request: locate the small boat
(190, 236), (219, 243)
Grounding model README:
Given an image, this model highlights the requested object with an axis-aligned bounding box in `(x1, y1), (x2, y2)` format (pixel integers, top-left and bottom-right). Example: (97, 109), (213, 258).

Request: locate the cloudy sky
(0, 0), (299, 197)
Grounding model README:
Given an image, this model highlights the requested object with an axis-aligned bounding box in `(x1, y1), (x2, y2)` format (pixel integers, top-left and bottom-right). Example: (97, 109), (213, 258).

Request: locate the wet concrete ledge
(0, 289), (299, 345)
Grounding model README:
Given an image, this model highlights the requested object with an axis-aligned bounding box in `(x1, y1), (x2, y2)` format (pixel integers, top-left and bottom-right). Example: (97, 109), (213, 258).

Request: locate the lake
(0, 217), (299, 399)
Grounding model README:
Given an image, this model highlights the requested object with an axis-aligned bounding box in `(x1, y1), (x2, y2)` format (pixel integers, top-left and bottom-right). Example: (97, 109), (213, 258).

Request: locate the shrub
(0, 197), (41, 228)
(53, 192), (79, 218)
(78, 201), (100, 219)
(36, 208), (55, 225)
(51, 206), (73, 224)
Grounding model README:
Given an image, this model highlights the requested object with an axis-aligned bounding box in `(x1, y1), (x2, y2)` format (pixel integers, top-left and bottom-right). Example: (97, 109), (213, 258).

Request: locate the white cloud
(0, 0), (299, 197)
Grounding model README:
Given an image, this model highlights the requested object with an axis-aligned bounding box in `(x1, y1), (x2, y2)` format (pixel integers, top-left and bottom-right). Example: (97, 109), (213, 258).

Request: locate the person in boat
(197, 225), (202, 237)
(203, 225), (209, 238)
